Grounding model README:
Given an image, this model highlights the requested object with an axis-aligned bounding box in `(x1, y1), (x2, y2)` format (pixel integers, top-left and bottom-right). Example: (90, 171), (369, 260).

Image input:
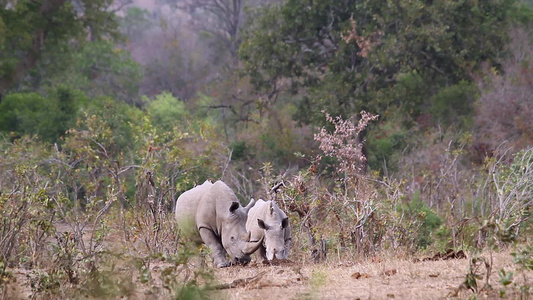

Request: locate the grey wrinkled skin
(175, 180), (261, 268)
(246, 199), (291, 262)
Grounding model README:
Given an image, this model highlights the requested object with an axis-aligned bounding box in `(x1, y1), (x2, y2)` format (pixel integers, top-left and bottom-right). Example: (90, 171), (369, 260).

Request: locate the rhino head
(221, 200), (262, 265)
(257, 201), (290, 260)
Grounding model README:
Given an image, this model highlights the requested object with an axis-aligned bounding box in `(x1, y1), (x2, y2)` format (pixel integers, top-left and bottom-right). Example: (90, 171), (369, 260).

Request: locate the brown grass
(210, 250), (523, 300)
(5, 245), (530, 299)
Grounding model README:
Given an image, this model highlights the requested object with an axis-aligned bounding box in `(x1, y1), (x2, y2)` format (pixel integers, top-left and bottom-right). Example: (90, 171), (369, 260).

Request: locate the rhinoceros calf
(175, 180), (261, 267)
(246, 199), (291, 262)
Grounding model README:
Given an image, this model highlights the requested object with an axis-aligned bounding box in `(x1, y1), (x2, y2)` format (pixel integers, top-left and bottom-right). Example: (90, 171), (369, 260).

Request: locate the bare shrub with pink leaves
(314, 110), (379, 181)
(270, 111), (381, 261)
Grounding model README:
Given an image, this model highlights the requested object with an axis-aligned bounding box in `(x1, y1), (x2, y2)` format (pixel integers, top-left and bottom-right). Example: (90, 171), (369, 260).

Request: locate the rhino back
(196, 180), (240, 235)
(175, 181), (213, 242)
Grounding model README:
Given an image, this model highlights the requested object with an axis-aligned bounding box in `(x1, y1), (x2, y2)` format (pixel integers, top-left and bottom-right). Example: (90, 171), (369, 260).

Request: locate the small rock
(351, 272), (370, 279)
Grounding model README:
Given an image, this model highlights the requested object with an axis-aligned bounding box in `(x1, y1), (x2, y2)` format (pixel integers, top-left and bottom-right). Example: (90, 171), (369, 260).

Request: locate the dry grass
(210, 250), (524, 300)
(4, 244), (531, 299)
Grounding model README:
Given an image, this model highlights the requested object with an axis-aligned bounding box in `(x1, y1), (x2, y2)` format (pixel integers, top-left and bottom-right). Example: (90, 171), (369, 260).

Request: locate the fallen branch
(211, 271), (267, 290)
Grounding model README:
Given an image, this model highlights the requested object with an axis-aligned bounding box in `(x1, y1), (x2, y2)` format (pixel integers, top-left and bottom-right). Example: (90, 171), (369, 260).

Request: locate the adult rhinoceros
(175, 180), (262, 267)
(246, 199), (291, 262)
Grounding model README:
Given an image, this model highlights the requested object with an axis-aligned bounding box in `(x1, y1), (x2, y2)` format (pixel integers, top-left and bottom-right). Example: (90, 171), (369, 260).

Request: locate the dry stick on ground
(211, 271), (267, 290)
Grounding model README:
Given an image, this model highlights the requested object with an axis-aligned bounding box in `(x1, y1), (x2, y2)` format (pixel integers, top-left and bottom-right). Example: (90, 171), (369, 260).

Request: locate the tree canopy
(0, 0), (530, 171)
(0, 0), (120, 94)
(240, 0), (517, 125)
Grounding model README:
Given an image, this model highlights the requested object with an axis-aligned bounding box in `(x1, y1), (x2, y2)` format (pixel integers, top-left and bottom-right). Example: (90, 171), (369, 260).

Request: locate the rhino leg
(199, 228), (230, 268)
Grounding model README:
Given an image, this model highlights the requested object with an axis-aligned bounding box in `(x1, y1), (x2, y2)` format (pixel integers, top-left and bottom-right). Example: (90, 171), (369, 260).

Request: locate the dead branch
(270, 181), (286, 194)
(211, 271), (267, 290)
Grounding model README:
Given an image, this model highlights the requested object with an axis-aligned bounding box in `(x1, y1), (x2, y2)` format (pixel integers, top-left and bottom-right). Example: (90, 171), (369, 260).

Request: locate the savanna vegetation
(0, 0), (532, 298)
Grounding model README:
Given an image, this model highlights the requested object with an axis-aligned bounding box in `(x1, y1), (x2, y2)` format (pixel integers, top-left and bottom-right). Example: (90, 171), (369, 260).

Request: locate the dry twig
(211, 271), (267, 290)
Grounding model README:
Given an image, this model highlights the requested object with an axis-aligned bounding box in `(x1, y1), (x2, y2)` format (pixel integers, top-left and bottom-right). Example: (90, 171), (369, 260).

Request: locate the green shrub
(144, 92), (188, 132)
(428, 81), (478, 128)
(79, 96), (143, 151)
(0, 87), (87, 143)
(366, 109), (408, 173)
(400, 191), (443, 249)
(229, 140), (249, 161)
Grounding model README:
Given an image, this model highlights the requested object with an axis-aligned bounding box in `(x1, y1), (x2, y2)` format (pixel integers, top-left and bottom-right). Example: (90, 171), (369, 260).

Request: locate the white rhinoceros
(246, 199), (291, 262)
(175, 180), (261, 267)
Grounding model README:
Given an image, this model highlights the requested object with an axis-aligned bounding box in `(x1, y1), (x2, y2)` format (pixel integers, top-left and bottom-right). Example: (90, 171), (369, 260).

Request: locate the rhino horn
(243, 236), (263, 255)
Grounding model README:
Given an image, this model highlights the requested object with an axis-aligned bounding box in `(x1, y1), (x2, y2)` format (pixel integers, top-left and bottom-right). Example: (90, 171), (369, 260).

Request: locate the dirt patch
(6, 250), (526, 299)
(210, 251), (521, 300)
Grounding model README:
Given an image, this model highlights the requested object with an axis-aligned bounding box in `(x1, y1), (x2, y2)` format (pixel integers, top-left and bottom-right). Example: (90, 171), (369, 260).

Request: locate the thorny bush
(0, 110), (227, 298)
(263, 110), (532, 262)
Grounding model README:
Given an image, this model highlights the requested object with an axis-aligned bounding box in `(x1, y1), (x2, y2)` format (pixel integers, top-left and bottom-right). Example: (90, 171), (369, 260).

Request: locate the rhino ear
(281, 217), (289, 229)
(244, 198), (255, 212)
(258, 219), (269, 230)
(229, 202), (240, 213)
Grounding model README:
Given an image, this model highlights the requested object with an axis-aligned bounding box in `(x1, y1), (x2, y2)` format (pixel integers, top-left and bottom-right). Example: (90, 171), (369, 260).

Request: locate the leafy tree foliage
(78, 96), (144, 150)
(0, 87), (87, 143)
(42, 40), (143, 104)
(144, 92), (188, 132)
(240, 0), (517, 125)
(238, 0), (522, 172)
(428, 81), (478, 128)
(0, 0), (120, 94)
(120, 6), (154, 43)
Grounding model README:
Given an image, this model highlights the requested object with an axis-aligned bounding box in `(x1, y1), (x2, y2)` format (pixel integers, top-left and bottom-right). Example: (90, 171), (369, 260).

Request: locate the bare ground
(6, 249), (531, 299)
(210, 250), (529, 300)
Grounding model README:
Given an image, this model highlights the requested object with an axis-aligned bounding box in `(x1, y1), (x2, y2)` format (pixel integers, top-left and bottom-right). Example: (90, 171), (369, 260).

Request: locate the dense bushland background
(0, 0), (532, 298)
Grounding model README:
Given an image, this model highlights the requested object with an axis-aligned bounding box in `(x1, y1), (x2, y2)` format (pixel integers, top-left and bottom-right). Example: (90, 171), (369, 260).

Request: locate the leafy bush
(0, 92), (232, 297)
(428, 81), (478, 128)
(0, 92), (45, 139)
(229, 140), (249, 161)
(478, 147), (533, 245)
(0, 137), (56, 268)
(0, 87), (86, 143)
(144, 92), (188, 133)
(498, 245), (532, 298)
(43, 40), (143, 104)
(399, 191), (443, 249)
(366, 114), (408, 173)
